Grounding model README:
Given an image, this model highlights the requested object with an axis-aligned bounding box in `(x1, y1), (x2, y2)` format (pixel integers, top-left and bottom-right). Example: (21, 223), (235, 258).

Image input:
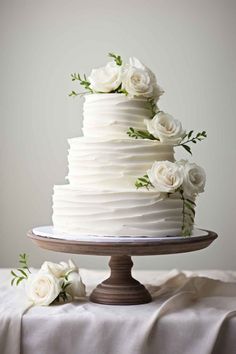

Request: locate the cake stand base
(28, 227), (218, 306)
(90, 255), (151, 305)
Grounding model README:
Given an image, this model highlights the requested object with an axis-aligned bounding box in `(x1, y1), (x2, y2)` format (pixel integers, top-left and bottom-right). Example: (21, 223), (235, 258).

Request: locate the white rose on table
(147, 160), (183, 193)
(145, 112), (186, 144)
(41, 261), (70, 278)
(178, 160), (206, 196)
(25, 271), (61, 306)
(62, 259), (86, 299)
(66, 271), (86, 299)
(88, 61), (122, 93)
(122, 57), (164, 99)
(41, 259), (78, 277)
(40, 259), (86, 301)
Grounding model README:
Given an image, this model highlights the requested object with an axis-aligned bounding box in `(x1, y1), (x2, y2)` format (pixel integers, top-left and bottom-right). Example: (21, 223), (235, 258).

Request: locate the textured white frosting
(82, 93), (153, 138)
(67, 137), (174, 190)
(52, 93), (185, 238)
(52, 186), (183, 237)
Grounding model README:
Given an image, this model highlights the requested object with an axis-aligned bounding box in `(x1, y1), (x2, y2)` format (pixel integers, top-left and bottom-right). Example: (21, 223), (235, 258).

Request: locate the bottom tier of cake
(52, 185), (188, 237)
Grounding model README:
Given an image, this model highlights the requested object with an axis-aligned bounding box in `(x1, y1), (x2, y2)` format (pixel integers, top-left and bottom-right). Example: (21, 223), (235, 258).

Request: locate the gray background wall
(1, 0), (236, 270)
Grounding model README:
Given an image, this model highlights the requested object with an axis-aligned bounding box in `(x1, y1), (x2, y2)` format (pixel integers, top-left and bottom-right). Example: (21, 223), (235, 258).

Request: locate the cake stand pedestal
(28, 228), (217, 305)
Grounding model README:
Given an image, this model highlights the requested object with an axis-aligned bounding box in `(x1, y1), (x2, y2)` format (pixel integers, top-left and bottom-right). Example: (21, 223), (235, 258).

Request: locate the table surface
(1, 268), (236, 354)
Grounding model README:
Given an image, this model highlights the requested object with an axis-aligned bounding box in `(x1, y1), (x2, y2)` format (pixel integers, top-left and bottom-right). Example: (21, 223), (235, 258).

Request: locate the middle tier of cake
(67, 137), (175, 190)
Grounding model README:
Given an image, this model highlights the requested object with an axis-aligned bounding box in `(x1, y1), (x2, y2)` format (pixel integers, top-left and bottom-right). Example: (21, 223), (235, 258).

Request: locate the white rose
(88, 61), (122, 93)
(122, 57), (164, 99)
(40, 261), (69, 278)
(40, 259), (78, 278)
(60, 259), (78, 273)
(25, 271), (61, 306)
(66, 272), (86, 299)
(147, 160), (183, 193)
(178, 160), (206, 196)
(145, 112), (186, 144)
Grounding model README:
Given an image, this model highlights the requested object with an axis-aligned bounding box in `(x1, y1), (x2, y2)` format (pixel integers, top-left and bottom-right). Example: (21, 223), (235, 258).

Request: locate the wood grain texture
(90, 256), (152, 305)
(27, 229), (217, 256)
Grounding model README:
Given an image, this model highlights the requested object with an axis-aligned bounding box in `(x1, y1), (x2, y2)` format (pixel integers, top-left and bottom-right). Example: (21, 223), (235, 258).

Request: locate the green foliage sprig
(180, 189), (196, 236)
(108, 52), (123, 66)
(68, 90), (79, 97)
(135, 174), (154, 190)
(127, 127), (158, 140)
(127, 126), (207, 155)
(55, 280), (71, 302)
(179, 130), (207, 155)
(69, 73), (93, 97)
(148, 98), (158, 118)
(116, 86), (128, 95)
(11, 253), (31, 286)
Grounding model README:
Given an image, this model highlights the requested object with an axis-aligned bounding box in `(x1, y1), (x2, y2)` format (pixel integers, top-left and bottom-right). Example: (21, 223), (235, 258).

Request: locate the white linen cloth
(1, 268), (236, 354)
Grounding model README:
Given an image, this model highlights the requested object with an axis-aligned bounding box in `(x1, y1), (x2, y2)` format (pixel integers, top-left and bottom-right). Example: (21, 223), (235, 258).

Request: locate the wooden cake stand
(28, 227), (217, 306)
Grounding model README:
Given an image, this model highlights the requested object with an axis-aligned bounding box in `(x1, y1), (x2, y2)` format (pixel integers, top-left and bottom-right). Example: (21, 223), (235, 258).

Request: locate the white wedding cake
(52, 54), (206, 238)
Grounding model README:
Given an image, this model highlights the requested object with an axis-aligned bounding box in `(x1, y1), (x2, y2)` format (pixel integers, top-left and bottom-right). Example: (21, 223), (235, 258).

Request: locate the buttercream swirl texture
(52, 94), (184, 237)
(53, 186), (183, 237)
(67, 137), (174, 190)
(82, 94), (153, 138)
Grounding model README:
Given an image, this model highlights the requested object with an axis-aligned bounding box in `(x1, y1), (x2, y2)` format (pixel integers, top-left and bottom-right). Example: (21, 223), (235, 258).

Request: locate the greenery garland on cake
(69, 52), (207, 236)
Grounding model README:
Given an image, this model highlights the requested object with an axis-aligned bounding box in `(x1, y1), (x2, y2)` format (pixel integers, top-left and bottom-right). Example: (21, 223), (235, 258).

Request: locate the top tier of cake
(82, 93), (153, 138)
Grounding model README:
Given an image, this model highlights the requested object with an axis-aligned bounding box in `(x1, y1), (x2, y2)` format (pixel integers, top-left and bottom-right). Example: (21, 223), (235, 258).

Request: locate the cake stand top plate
(28, 226), (217, 256)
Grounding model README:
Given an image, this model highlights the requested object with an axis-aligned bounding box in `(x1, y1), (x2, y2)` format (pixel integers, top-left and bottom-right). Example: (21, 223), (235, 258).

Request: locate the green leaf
(179, 130), (207, 151)
(181, 133), (188, 141)
(117, 88), (128, 95)
(11, 270), (17, 277)
(19, 260), (26, 264)
(182, 144), (192, 155)
(57, 290), (69, 302)
(138, 177), (149, 183)
(108, 52), (122, 66)
(62, 293), (68, 301)
(187, 130), (193, 139)
(185, 202), (196, 215)
(182, 228), (191, 237)
(186, 198), (196, 206)
(69, 91), (79, 97)
(185, 212), (195, 223)
(127, 127), (159, 141)
(135, 174), (153, 190)
(70, 73), (81, 81)
(16, 277), (24, 286)
(11, 278), (15, 286)
(17, 268), (28, 278)
(63, 282), (71, 290)
(70, 72), (92, 94)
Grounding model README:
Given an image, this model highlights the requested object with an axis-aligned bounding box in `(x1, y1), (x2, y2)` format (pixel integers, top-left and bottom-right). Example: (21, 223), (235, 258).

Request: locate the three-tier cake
(52, 54), (206, 238)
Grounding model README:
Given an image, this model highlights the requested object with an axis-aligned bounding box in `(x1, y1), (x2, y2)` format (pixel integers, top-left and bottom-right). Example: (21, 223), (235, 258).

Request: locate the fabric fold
(1, 269), (236, 354)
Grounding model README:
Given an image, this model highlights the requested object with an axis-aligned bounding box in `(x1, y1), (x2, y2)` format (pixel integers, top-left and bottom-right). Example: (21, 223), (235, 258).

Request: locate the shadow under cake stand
(28, 227), (217, 306)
